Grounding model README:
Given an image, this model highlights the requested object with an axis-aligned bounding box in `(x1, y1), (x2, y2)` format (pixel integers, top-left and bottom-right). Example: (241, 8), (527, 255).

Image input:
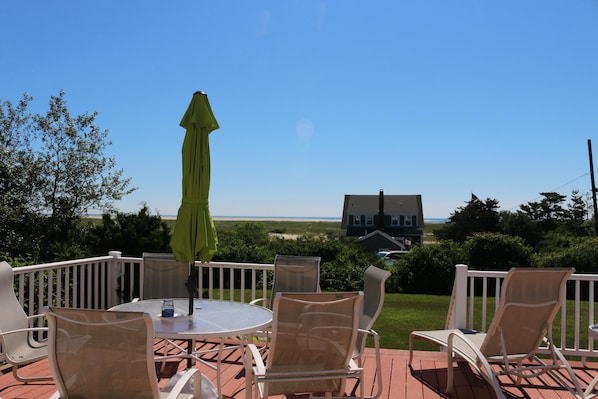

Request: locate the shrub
(533, 236), (598, 273)
(394, 241), (466, 295)
(465, 232), (532, 270)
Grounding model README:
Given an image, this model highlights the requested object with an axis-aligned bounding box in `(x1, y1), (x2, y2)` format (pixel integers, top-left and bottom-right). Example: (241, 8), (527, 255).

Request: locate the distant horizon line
(87, 214), (449, 223)
(121, 214), (449, 223)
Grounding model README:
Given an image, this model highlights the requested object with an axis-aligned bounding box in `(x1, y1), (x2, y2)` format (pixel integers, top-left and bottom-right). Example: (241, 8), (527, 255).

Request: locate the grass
(376, 293), (596, 354)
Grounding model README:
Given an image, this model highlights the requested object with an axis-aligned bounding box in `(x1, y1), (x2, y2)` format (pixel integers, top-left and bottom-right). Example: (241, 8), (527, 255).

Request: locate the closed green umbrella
(170, 91), (219, 315)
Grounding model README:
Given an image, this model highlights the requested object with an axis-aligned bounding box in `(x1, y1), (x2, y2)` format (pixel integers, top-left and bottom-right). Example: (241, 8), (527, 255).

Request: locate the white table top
(110, 298), (272, 339)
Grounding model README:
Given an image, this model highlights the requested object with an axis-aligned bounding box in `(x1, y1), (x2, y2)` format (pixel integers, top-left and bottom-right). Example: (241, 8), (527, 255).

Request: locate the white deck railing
(4, 257), (598, 361)
(9, 251), (273, 314)
(2, 252), (274, 362)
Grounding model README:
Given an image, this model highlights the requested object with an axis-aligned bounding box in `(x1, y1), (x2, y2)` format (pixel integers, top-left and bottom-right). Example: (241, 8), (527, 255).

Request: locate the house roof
(341, 194), (423, 227)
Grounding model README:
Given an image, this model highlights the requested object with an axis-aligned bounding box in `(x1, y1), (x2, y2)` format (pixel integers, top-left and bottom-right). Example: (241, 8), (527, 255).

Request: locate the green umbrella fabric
(170, 92), (219, 263)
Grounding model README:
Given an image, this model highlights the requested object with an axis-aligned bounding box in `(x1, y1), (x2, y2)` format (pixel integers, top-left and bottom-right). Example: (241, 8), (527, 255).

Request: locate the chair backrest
(266, 292), (363, 396)
(141, 252), (194, 299)
(354, 265), (391, 358)
(270, 255), (321, 308)
(0, 261), (33, 361)
(480, 267), (575, 358)
(46, 307), (160, 399)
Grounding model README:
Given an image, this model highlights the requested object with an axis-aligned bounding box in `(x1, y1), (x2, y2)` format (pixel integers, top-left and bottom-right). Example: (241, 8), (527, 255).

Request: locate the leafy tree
(0, 94), (44, 258)
(563, 190), (591, 235)
(0, 92), (135, 261)
(434, 196), (500, 243)
(88, 205), (172, 257)
(500, 210), (542, 247)
(519, 192), (567, 232)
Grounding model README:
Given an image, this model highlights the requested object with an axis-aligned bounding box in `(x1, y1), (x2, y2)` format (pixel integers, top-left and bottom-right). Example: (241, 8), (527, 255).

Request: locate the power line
(507, 172), (590, 212)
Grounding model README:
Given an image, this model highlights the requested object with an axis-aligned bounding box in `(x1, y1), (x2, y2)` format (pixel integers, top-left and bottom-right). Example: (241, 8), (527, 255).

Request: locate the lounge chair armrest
(245, 343), (266, 373)
(358, 327), (378, 337)
(249, 298), (267, 306)
(446, 330), (485, 364)
(27, 313), (47, 323)
(0, 326), (48, 337)
(164, 368), (200, 399)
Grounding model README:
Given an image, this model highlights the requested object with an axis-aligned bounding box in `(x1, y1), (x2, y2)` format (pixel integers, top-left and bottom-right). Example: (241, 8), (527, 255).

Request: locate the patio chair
(45, 306), (202, 399)
(0, 261), (52, 382)
(408, 267), (585, 399)
(140, 252), (200, 368)
(140, 252), (197, 300)
(248, 255), (321, 349)
(351, 265), (391, 399)
(245, 292), (365, 399)
(251, 255), (321, 309)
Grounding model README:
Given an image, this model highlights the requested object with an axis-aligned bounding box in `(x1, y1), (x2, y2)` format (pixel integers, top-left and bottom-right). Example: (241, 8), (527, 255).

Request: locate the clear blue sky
(2, 1), (597, 218)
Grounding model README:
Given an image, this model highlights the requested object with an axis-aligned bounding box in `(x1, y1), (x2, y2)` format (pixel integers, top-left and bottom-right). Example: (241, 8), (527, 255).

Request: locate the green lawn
(203, 289), (592, 353)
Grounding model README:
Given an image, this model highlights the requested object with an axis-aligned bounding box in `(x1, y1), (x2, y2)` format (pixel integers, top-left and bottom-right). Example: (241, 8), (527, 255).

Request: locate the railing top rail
(195, 261), (274, 271)
(12, 255), (117, 273)
(10, 257), (275, 273)
(466, 268), (598, 282)
(466, 270), (507, 278)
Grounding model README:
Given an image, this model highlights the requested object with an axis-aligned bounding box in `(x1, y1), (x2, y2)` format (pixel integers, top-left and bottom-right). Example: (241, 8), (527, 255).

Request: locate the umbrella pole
(183, 262), (197, 369)
(185, 262), (196, 316)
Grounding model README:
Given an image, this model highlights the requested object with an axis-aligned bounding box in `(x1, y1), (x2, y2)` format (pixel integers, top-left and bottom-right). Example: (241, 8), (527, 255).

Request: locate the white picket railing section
(4, 258), (598, 362)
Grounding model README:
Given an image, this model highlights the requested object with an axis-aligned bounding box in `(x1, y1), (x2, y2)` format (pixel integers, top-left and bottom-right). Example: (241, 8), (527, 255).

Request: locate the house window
(404, 216), (412, 226)
(353, 215), (360, 225)
(391, 216), (398, 226)
(366, 215), (374, 225)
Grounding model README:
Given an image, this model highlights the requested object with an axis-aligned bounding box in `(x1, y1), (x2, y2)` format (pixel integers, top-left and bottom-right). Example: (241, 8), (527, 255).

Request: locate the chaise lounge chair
(0, 261), (52, 383)
(408, 267), (585, 399)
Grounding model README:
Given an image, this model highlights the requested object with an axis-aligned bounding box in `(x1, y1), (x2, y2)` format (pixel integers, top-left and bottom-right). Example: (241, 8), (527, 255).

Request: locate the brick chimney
(378, 189), (385, 229)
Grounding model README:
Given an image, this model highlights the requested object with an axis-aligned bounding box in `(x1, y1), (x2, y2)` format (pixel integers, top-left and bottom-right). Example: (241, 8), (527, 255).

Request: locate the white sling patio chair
(245, 292), (365, 399)
(45, 306), (202, 399)
(249, 255), (321, 348)
(0, 261), (52, 382)
(351, 265), (391, 399)
(251, 254), (321, 309)
(408, 267), (585, 399)
(140, 252), (195, 300)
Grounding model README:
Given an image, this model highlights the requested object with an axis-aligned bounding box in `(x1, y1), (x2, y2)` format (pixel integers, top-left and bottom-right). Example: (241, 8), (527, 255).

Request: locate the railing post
(446, 264), (468, 329)
(107, 251), (122, 308)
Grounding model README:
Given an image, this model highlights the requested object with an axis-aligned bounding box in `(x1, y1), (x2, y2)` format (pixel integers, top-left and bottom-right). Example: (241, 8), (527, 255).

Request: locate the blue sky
(1, 1), (597, 218)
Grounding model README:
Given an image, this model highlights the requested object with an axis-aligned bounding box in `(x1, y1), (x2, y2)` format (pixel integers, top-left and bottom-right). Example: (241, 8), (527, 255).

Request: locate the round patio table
(110, 298), (272, 399)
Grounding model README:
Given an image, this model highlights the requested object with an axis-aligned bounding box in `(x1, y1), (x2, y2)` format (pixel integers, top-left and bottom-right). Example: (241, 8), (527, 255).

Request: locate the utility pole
(588, 139), (598, 235)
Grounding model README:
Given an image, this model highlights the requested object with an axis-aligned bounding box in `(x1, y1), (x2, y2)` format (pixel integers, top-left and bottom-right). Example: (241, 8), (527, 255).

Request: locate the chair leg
(12, 363), (53, 383)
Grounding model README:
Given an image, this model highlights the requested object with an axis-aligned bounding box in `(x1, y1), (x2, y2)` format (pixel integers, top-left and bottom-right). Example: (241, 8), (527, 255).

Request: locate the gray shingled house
(340, 190), (424, 252)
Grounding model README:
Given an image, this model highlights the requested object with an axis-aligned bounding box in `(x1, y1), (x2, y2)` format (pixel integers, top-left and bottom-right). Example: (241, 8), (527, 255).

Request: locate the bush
(465, 232), (532, 270)
(533, 236), (598, 273)
(394, 241), (466, 295)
